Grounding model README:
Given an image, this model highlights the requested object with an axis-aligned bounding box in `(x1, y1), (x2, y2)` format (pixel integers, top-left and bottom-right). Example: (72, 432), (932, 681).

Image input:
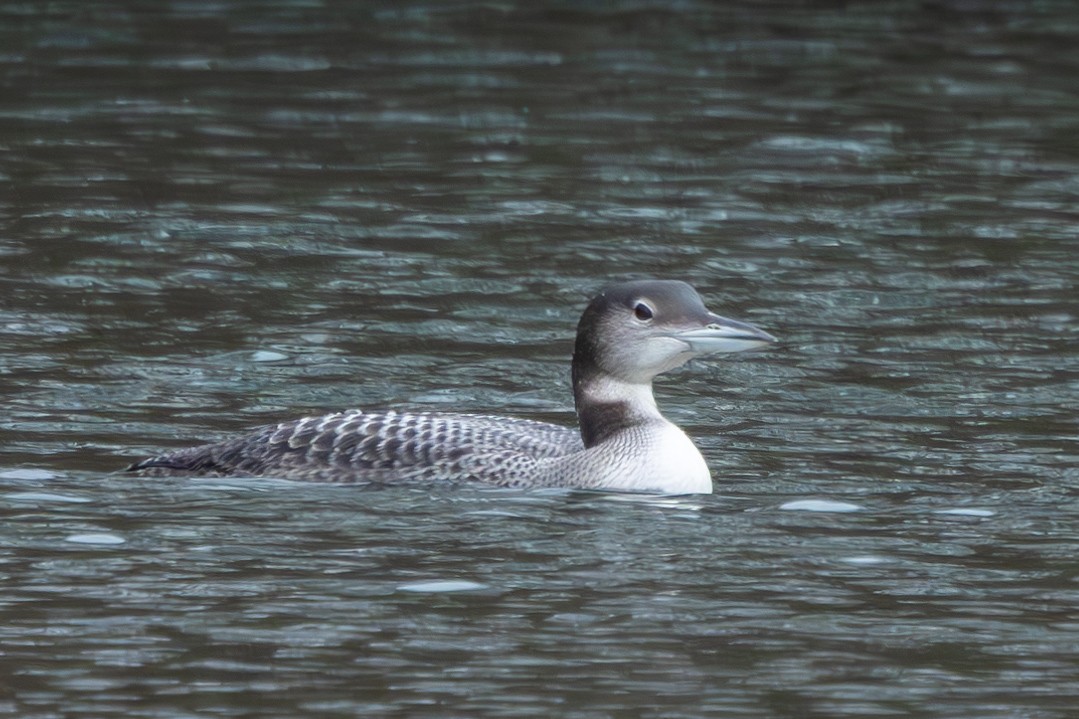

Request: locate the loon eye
(633, 301), (655, 321)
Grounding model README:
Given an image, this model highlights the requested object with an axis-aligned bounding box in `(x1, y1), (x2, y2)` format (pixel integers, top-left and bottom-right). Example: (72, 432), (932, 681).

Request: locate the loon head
(572, 279), (776, 389)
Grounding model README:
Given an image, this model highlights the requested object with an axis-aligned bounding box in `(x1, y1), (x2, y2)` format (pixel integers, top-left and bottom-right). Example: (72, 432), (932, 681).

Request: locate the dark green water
(2, 1), (1077, 717)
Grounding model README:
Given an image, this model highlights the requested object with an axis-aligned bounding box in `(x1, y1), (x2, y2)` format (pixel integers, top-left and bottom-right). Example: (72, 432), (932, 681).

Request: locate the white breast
(624, 422), (713, 495)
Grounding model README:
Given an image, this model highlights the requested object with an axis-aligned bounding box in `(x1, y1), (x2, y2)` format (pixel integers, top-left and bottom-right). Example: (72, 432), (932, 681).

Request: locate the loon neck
(572, 368), (664, 448)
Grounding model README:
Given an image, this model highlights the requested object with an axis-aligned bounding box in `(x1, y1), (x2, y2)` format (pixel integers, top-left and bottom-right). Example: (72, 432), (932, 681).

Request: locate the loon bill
(127, 279), (776, 494)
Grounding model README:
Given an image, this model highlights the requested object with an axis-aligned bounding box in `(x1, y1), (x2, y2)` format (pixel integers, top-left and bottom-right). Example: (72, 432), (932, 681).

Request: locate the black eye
(633, 302), (654, 321)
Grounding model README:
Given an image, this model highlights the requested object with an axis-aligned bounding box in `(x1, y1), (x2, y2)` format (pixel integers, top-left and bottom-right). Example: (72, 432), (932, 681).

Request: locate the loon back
(130, 410), (583, 484)
(128, 279), (776, 493)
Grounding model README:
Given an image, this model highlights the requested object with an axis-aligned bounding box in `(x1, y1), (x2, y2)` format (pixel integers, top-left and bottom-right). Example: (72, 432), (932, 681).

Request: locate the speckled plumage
(132, 410), (584, 486)
(128, 280), (776, 493)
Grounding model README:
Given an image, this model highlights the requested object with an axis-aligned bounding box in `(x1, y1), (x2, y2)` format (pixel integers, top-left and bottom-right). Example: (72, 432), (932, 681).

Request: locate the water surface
(1, 1), (1077, 717)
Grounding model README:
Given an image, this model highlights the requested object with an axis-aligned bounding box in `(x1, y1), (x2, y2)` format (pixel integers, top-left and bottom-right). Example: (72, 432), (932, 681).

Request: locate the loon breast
(128, 279), (776, 494)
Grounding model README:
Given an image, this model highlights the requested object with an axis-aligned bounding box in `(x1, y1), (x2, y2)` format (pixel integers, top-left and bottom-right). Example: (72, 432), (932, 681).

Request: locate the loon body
(128, 280), (775, 494)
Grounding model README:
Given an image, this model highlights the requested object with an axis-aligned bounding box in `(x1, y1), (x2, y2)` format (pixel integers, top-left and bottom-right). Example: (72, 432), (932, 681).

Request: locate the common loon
(128, 280), (776, 494)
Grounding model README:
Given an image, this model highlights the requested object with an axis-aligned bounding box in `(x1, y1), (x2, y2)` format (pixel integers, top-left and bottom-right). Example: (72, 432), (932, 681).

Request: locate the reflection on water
(2, 1), (1078, 716)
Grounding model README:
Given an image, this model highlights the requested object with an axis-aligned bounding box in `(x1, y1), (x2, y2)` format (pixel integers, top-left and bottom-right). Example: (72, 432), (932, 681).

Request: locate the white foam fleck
(64, 533), (126, 545)
(935, 508), (995, 517)
(251, 350), (289, 362)
(779, 499), (863, 513)
(841, 555), (889, 566)
(0, 468), (58, 480)
(398, 580), (486, 593)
